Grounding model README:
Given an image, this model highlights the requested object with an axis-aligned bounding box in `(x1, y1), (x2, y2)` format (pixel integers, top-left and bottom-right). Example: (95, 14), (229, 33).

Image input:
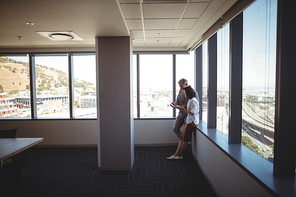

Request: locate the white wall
(134, 119), (179, 145)
(0, 119), (178, 146)
(0, 120), (97, 146)
(191, 130), (272, 197)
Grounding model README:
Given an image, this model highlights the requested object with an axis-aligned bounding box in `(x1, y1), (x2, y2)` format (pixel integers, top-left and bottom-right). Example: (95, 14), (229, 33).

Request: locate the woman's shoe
(167, 155), (181, 160)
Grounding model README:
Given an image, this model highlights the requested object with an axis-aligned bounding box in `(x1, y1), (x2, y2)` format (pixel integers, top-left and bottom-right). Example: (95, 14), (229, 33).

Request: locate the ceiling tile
(121, 4), (141, 19)
(143, 4), (186, 18)
(132, 37), (144, 43)
(146, 37), (171, 44)
(145, 30), (175, 37)
(174, 30), (190, 37)
(144, 19), (179, 29)
(170, 38), (184, 45)
(126, 20), (142, 29)
(183, 2), (208, 18)
(132, 30), (144, 37)
(178, 19), (197, 29)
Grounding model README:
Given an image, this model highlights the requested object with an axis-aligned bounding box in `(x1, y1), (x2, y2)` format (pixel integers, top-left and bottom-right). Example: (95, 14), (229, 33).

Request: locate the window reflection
(73, 54), (96, 118)
(202, 41), (208, 122)
(0, 55), (31, 118)
(139, 54), (173, 117)
(35, 55), (69, 118)
(242, 0), (277, 162)
(217, 24), (230, 135)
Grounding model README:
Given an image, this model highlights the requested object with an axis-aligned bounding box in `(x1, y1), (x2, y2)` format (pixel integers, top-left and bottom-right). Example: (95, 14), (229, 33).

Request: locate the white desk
(0, 138), (44, 161)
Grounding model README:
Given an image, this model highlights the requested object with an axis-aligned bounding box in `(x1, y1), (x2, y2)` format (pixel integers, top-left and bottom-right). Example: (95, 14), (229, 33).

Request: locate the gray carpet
(10, 146), (216, 197)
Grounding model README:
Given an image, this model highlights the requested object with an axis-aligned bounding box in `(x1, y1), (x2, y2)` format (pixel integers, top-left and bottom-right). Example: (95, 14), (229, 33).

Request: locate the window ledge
(197, 120), (296, 197)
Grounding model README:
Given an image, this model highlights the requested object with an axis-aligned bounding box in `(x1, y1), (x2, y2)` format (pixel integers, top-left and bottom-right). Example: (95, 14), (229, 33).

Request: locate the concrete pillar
(96, 36), (134, 170)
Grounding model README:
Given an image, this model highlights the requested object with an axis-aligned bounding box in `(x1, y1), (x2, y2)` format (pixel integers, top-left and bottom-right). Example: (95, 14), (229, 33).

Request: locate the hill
(0, 56), (94, 94)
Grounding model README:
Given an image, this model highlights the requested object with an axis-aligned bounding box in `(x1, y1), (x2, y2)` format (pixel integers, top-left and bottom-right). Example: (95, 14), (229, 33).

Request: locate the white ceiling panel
(174, 30), (190, 37)
(143, 4), (186, 18)
(132, 30), (144, 37)
(132, 37), (144, 43)
(146, 37), (171, 44)
(145, 30), (175, 37)
(183, 3), (209, 18)
(121, 4), (142, 19)
(178, 19), (197, 29)
(126, 20), (143, 29)
(144, 19), (179, 29)
(170, 38), (184, 45)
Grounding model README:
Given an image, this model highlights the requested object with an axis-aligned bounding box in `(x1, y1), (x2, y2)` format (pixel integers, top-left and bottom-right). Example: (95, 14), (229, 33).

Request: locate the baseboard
(98, 166), (132, 171)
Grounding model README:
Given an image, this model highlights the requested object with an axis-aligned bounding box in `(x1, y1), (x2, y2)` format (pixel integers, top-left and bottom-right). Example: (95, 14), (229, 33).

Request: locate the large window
(73, 54), (96, 118)
(135, 53), (195, 118)
(0, 55), (31, 118)
(217, 24), (230, 135)
(242, 0), (277, 162)
(202, 41), (208, 122)
(0, 53), (97, 119)
(35, 55), (69, 118)
(139, 54), (173, 117)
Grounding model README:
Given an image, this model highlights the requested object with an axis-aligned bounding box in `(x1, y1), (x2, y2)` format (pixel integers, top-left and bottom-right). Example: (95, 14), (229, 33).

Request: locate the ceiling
(0, 0), (237, 52)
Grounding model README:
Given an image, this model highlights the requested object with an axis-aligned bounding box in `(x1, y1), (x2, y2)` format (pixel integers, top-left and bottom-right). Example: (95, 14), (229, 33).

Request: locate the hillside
(0, 57), (94, 94)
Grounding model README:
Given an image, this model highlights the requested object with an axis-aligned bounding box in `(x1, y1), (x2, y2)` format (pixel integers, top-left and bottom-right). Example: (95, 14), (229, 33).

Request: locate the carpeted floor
(6, 146), (217, 197)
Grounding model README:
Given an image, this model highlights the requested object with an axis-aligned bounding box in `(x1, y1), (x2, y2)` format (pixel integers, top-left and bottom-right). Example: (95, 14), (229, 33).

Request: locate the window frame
(0, 52), (96, 120)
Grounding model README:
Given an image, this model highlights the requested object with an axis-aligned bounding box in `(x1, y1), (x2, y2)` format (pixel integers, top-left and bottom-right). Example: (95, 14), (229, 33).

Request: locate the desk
(0, 138), (43, 161)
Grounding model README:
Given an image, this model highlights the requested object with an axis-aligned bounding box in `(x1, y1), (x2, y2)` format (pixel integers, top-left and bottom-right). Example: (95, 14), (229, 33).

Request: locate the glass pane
(242, 0), (277, 162)
(139, 54), (173, 117)
(35, 55), (69, 118)
(217, 23), (230, 135)
(133, 54), (137, 117)
(0, 55), (31, 118)
(202, 41), (208, 122)
(73, 54), (96, 118)
(176, 51), (195, 98)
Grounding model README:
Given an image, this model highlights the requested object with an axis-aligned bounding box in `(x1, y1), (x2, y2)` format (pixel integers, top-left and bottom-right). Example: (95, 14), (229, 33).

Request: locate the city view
(0, 55), (96, 118)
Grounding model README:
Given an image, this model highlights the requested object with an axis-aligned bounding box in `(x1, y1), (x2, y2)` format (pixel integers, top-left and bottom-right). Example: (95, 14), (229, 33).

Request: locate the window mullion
(29, 54), (37, 119)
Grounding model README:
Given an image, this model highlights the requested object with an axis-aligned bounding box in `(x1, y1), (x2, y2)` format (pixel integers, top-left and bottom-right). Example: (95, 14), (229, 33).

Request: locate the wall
(0, 120), (97, 146)
(0, 119), (178, 146)
(191, 130), (272, 197)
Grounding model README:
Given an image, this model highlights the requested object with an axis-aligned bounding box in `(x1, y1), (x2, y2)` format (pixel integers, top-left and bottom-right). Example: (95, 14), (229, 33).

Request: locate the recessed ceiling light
(26, 22), (34, 25)
(50, 33), (73, 40)
(36, 31), (83, 41)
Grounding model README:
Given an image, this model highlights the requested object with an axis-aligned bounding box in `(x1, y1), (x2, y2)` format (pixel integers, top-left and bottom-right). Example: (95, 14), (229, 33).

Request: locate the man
(170, 78), (199, 139)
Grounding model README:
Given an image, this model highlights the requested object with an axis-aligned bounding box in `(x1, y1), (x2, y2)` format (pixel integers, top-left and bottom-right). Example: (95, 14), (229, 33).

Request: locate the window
(73, 54), (96, 118)
(35, 55), (69, 118)
(202, 41), (208, 122)
(176, 52), (195, 92)
(139, 54), (173, 117)
(0, 55), (31, 118)
(217, 24), (230, 135)
(242, 0), (277, 162)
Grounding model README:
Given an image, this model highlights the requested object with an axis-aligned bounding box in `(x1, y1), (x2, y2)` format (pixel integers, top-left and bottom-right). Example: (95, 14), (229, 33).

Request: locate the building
(0, 93), (19, 118)
(0, 0), (295, 196)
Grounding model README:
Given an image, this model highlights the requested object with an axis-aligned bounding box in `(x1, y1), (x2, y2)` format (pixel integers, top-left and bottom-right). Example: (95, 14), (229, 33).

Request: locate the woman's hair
(184, 86), (195, 99)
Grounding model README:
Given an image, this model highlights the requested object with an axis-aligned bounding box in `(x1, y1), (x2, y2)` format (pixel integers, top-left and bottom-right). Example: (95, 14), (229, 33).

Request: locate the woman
(167, 85), (199, 160)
